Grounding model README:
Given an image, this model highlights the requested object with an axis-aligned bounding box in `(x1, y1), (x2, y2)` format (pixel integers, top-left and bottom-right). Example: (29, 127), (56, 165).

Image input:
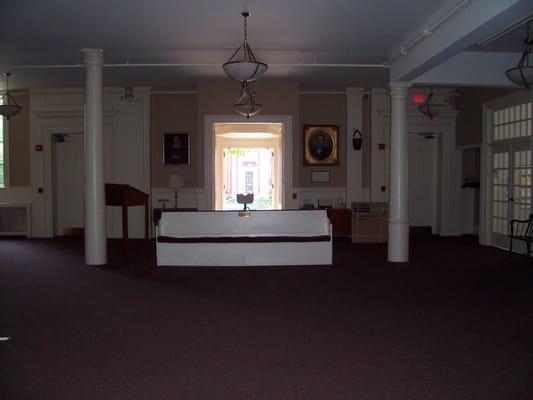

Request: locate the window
(493, 102), (532, 141)
(245, 171), (254, 193)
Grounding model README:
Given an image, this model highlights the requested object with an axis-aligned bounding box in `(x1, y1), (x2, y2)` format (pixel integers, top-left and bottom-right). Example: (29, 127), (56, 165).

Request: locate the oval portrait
(309, 130), (333, 160)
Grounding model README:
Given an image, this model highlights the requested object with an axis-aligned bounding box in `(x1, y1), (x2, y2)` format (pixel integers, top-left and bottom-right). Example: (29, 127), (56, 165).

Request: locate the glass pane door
(512, 146), (531, 221)
(491, 147), (510, 248)
(491, 142), (532, 249)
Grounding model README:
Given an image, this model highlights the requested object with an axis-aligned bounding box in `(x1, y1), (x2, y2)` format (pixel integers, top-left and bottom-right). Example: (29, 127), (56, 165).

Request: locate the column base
(388, 221), (409, 262)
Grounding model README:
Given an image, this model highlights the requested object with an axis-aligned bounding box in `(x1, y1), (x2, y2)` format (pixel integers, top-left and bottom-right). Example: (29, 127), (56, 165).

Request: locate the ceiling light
(0, 73), (22, 120)
(505, 21), (533, 91)
(234, 81), (262, 119)
(223, 12), (268, 82)
(417, 90), (448, 120)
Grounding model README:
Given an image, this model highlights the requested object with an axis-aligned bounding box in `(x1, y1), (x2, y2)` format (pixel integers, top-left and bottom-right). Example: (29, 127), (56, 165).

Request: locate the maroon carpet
(0, 236), (532, 399)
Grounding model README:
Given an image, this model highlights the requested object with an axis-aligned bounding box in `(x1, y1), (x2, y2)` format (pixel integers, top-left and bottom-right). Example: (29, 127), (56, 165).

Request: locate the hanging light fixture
(417, 90), (448, 120)
(0, 73), (22, 120)
(223, 12), (268, 82)
(234, 81), (262, 119)
(505, 21), (533, 91)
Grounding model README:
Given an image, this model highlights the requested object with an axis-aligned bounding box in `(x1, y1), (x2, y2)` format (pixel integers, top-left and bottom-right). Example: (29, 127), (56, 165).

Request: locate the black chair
(508, 214), (533, 257)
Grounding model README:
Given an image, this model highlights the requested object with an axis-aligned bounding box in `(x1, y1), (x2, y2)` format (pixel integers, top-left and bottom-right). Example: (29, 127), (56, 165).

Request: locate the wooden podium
(105, 184), (149, 253)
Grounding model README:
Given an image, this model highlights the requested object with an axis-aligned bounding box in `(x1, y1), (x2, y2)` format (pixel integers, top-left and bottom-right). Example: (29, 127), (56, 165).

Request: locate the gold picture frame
(304, 125), (338, 165)
(163, 132), (190, 165)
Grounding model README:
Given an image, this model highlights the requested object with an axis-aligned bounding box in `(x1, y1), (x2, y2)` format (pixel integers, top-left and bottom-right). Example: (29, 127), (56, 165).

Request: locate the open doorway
(214, 123), (282, 210)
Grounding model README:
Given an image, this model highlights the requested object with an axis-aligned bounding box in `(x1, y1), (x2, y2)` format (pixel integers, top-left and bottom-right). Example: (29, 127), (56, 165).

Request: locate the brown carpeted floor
(0, 236), (532, 399)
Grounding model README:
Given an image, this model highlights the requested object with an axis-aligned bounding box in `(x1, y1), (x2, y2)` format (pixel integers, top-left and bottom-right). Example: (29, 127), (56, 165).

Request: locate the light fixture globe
(505, 21), (533, 90)
(223, 60), (268, 83)
(223, 12), (268, 82)
(0, 104), (22, 119)
(234, 82), (262, 119)
(417, 90), (447, 120)
(0, 73), (22, 120)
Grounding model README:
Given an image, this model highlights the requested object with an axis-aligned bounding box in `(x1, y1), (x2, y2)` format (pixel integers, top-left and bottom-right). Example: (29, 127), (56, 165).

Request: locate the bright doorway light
(214, 123), (283, 210)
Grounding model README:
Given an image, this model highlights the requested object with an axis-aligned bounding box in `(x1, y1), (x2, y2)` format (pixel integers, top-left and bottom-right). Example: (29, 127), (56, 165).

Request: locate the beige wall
(150, 82), (355, 191)
(150, 93), (198, 188)
(8, 92), (31, 187)
(299, 94), (346, 187)
(361, 94), (372, 189)
(455, 87), (518, 146)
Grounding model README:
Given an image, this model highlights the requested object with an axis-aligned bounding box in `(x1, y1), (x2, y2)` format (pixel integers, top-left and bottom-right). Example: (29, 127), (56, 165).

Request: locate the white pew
(156, 210), (332, 266)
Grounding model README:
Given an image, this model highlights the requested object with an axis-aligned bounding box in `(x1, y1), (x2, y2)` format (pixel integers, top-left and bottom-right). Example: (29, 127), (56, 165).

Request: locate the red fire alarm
(413, 94), (425, 105)
(35, 144), (43, 152)
(378, 143), (385, 150)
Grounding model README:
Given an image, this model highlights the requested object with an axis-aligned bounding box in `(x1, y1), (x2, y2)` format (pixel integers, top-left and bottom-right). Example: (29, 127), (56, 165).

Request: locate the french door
(491, 141), (531, 249)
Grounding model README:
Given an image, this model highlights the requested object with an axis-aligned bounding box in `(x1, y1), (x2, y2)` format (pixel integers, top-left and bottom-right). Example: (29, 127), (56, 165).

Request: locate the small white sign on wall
(311, 170), (330, 183)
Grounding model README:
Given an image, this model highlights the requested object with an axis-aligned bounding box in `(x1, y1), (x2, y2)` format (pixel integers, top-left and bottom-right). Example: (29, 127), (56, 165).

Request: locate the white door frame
(480, 92), (533, 246)
(40, 118), (114, 238)
(215, 136), (282, 210)
(204, 115), (293, 210)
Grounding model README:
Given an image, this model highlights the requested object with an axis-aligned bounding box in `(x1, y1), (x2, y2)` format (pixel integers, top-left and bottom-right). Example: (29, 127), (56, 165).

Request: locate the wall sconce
(352, 129), (363, 150)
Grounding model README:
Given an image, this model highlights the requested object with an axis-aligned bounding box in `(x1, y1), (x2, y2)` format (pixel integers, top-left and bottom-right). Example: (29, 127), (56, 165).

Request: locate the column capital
(388, 81), (412, 95)
(82, 48), (104, 66)
(345, 87), (366, 97)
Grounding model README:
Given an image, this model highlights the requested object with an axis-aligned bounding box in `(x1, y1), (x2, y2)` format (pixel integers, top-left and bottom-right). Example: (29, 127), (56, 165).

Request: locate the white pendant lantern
(0, 73), (22, 120)
(223, 12), (268, 82)
(505, 21), (533, 91)
(234, 81), (262, 119)
(417, 90), (447, 120)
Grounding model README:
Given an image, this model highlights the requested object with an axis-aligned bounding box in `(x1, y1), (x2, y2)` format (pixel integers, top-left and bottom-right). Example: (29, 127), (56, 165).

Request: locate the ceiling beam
(390, 0), (533, 82)
(412, 51), (523, 87)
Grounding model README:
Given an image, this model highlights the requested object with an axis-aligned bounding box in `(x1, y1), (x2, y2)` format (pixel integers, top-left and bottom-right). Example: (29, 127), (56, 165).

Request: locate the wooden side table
(326, 208), (352, 238)
(105, 184), (150, 254)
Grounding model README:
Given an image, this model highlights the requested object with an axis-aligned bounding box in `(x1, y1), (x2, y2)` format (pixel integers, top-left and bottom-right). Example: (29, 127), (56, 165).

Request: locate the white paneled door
(408, 134), (438, 231)
(491, 142), (531, 249)
(55, 133), (84, 234)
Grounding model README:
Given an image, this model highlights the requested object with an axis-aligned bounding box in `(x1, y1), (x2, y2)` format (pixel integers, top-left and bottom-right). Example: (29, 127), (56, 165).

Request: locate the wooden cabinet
(326, 208), (352, 238)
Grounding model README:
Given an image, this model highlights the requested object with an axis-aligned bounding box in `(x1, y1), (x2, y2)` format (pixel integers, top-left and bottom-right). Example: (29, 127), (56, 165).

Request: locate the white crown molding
(152, 187), (205, 194)
(32, 109), (118, 118)
(294, 187), (346, 193)
(345, 87), (366, 96)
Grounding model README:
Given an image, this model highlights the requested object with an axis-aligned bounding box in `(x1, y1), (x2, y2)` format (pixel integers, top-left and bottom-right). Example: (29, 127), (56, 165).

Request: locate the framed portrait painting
(304, 125), (338, 165)
(163, 132), (190, 165)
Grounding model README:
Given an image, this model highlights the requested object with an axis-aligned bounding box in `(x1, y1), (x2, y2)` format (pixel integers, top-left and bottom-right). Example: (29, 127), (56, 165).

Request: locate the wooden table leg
(122, 205), (129, 254)
(144, 203), (149, 241)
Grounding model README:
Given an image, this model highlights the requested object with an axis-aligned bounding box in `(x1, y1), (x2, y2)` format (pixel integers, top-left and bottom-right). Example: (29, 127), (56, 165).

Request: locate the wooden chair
(508, 214), (533, 257)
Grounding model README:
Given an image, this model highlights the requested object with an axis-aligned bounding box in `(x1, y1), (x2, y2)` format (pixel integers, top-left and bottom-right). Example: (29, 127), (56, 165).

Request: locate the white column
(346, 88), (364, 205)
(388, 82), (411, 262)
(82, 49), (107, 265)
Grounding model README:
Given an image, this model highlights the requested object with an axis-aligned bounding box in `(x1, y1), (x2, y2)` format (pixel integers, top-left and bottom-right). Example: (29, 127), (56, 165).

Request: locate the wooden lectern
(105, 184), (150, 253)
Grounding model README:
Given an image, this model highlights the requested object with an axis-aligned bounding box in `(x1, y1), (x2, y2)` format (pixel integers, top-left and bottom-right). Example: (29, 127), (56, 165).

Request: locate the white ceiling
(0, 0), (496, 89)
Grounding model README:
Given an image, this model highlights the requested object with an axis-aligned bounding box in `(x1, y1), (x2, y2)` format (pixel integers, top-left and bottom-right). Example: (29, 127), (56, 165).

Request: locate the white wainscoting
(0, 187), (32, 203)
(151, 187), (206, 210)
(293, 187), (351, 209)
